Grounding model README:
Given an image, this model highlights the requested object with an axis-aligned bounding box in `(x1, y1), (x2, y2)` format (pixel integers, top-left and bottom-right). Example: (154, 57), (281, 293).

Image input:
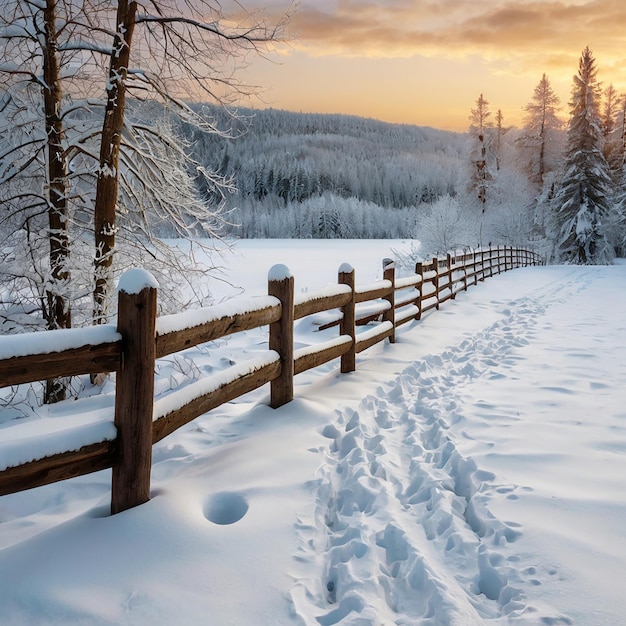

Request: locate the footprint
(203, 491), (248, 525)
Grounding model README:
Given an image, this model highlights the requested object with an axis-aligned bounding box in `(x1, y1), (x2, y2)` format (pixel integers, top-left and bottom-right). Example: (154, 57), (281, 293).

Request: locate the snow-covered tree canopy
(553, 47), (614, 265)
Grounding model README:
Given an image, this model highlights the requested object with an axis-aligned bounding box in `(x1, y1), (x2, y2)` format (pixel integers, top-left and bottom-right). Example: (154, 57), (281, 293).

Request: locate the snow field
(1, 241), (625, 625)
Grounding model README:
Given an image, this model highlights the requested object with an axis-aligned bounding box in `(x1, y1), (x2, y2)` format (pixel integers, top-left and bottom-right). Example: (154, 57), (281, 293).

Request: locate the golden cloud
(282, 0), (626, 69)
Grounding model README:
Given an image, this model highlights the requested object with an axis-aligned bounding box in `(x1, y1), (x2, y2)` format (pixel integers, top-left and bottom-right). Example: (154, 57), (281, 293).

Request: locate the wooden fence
(0, 246), (542, 513)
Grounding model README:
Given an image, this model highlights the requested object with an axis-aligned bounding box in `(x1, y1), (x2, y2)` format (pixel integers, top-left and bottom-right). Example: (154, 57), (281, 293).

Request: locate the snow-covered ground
(1, 239), (625, 625)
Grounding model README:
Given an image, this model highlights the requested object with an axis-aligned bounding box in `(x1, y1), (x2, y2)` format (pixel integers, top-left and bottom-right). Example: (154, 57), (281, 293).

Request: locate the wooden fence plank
(156, 303), (280, 358)
(355, 322), (394, 353)
(152, 359), (281, 444)
(294, 289), (351, 321)
(294, 337), (352, 376)
(0, 342), (121, 388)
(0, 440), (117, 497)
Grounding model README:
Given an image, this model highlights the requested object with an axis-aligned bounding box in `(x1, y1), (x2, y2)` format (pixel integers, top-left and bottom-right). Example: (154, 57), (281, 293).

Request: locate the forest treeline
(181, 48), (626, 265)
(181, 107), (467, 239)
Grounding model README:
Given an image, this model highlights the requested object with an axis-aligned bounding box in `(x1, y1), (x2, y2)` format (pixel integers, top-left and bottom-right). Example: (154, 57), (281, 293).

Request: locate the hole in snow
(204, 492), (249, 525)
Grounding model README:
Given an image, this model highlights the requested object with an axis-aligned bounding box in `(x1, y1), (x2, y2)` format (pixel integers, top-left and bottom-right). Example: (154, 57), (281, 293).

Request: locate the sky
(236, 0), (626, 132)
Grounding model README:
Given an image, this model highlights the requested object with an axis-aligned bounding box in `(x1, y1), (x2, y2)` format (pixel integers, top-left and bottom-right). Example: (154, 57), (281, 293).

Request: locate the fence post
(415, 261), (423, 320)
(479, 249), (485, 281)
(339, 264), (356, 373)
(111, 269), (158, 515)
(463, 251), (469, 291)
(382, 258), (396, 343)
(448, 254), (456, 299)
(433, 257), (440, 308)
(269, 264), (294, 408)
(473, 249), (479, 285)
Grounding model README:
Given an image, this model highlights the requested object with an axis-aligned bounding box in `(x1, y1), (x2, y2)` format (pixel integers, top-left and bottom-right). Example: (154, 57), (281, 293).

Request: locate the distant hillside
(183, 107), (469, 238)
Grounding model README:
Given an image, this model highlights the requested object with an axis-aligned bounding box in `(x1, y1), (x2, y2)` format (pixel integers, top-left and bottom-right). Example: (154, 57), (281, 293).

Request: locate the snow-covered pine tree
(553, 47), (614, 264)
(613, 169), (626, 256)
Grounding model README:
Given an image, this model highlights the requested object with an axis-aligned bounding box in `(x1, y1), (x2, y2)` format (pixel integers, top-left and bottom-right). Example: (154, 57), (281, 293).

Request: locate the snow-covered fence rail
(0, 245), (542, 513)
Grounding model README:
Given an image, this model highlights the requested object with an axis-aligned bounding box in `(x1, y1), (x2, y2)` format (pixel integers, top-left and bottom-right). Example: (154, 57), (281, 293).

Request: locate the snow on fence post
(415, 261), (424, 320)
(382, 258), (396, 343)
(269, 265), (295, 408)
(339, 264), (356, 373)
(111, 269), (158, 515)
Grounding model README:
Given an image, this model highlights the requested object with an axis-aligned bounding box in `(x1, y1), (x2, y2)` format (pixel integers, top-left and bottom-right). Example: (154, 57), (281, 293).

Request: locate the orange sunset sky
(236, 0), (626, 132)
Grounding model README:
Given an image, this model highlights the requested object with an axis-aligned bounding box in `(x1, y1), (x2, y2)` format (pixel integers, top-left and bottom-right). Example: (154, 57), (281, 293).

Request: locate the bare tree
(0, 0), (90, 400)
(494, 108), (504, 172)
(91, 0), (290, 323)
(468, 93), (492, 210)
(0, 0), (290, 403)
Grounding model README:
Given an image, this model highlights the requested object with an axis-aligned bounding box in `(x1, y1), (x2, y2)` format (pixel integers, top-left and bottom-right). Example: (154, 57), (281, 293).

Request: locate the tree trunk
(92, 0), (137, 325)
(539, 119), (546, 184)
(43, 0), (71, 402)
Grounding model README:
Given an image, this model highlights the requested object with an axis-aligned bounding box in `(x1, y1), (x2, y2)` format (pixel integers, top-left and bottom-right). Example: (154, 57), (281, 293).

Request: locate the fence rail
(0, 246), (543, 512)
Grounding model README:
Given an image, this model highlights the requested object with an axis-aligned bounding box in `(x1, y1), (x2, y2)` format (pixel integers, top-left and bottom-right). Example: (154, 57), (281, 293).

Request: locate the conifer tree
(521, 74), (562, 186)
(553, 47), (614, 264)
(602, 85), (624, 176)
(611, 96), (626, 255)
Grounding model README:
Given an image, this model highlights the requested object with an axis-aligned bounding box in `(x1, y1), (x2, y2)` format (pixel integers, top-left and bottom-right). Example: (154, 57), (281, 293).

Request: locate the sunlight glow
(238, 0), (626, 131)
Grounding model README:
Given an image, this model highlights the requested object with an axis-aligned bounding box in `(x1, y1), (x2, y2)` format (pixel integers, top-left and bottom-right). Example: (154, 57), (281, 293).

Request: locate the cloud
(282, 0), (626, 72)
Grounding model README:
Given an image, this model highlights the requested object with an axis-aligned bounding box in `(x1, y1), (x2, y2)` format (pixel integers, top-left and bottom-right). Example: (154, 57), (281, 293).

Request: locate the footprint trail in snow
(290, 272), (592, 625)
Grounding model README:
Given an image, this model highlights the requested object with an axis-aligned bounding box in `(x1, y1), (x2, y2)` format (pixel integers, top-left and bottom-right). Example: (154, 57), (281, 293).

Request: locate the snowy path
(291, 266), (626, 625)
